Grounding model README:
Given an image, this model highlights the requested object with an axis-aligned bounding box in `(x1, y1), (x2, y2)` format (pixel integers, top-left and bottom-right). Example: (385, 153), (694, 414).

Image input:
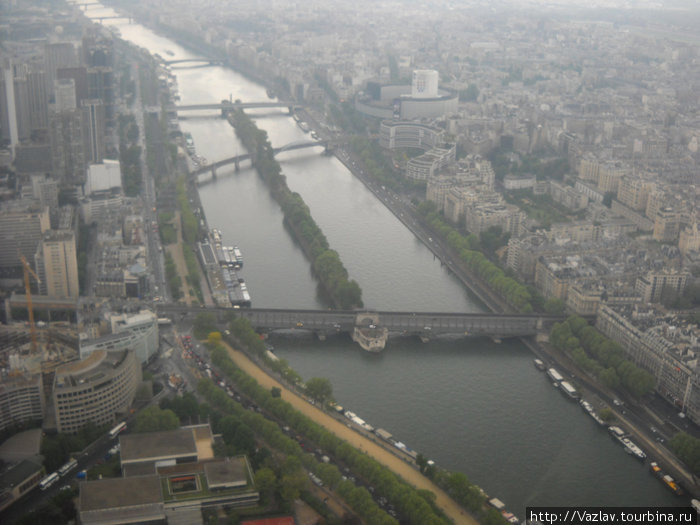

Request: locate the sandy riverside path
(223, 343), (477, 525)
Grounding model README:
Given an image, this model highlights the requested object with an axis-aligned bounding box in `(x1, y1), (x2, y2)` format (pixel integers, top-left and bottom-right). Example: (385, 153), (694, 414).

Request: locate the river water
(95, 6), (685, 515)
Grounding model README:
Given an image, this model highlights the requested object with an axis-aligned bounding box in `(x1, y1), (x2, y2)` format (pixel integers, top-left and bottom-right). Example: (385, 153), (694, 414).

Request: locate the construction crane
(19, 254), (40, 352)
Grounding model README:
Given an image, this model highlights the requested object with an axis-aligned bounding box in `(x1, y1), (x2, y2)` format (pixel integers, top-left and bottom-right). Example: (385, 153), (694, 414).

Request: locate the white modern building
(80, 309), (159, 363)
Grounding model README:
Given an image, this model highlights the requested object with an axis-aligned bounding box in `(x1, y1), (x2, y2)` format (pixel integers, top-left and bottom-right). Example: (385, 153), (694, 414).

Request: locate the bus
(108, 421), (127, 439)
(58, 458), (78, 477)
(39, 472), (59, 491)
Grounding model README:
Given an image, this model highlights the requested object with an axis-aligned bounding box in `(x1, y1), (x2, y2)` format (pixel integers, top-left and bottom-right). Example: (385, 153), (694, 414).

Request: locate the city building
(679, 222), (700, 255)
(52, 349), (141, 434)
(634, 270), (689, 304)
(356, 72), (458, 120)
(0, 458), (44, 513)
(0, 202), (50, 269)
(81, 98), (105, 164)
(78, 475), (165, 525)
(616, 176), (654, 212)
(595, 305), (700, 424)
(79, 310), (159, 364)
(566, 283), (605, 316)
(596, 162), (628, 194)
(534, 256), (576, 302)
(34, 230), (79, 299)
(503, 174), (536, 190)
(653, 207), (682, 243)
(49, 79), (86, 188)
(379, 120), (444, 150)
(464, 193), (524, 237)
(405, 144), (456, 181)
(77, 425), (259, 523)
(85, 159), (122, 195)
(0, 373), (44, 433)
(546, 180), (589, 211)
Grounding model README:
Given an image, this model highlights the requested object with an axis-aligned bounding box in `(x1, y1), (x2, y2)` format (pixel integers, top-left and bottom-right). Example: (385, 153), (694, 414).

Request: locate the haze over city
(1, 0), (700, 524)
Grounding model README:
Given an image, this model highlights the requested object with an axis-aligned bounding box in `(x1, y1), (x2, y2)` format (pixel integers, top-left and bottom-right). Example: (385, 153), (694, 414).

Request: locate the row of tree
(228, 109), (363, 309)
(176, 176), (199, 245)
(207, 338), (452, 524)
(225, 318), (512, 523)
(416, 202), (534, 312)
(550, 316), (655, 398)
(163, 251), (182, 300)
(118, 114), (142, 197)
(670, 432), (700, 476)
(348, 135), (425, 194)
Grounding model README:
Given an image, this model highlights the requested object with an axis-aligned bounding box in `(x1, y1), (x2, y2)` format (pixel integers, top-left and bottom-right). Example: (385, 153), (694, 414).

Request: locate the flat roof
(122, 461), (156, 478)
(79, 475), (162, 511)
(204, 457), (248, 489)
(120, 428), (197, 463)
(0, 458), (43, 490)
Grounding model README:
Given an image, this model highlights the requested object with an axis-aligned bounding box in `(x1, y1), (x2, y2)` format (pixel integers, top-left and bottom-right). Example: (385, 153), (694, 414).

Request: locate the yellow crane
(19, 254), (40, 352)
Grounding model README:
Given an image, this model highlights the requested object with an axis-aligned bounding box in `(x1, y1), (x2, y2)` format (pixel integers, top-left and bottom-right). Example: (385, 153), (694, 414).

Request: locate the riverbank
(312, 124), (700, 500)
(222, 341), (478, 525)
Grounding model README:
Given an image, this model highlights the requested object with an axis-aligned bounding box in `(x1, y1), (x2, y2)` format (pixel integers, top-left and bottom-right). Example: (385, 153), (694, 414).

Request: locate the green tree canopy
(305, 377), (333, 404)
(133, 406), (180, 433)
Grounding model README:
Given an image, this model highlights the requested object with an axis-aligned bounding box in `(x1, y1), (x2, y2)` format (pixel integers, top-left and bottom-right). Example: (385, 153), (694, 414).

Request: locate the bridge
(93, 15), (133, 23)
(174, 101), (297, 112)
(191, 140), (328, 181)
(164, 58), (223, 67)
(156, 305), (564, 350)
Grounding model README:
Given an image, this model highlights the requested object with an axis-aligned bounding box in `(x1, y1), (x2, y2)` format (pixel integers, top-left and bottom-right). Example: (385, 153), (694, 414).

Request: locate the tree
(207, 331), (222, 345)
(544, 297), (566, 315)
(416, 453), (428, 473)
(599, 407), (615, 422)
(271, 386), (281, 398)
(305, 377), (333, 404)
(671, 432), (700, 475)
(232, 424), (256, 456)
(133, 406), (180, 433)
(254, 467), (277, 502)
(193, 312), (217, 339)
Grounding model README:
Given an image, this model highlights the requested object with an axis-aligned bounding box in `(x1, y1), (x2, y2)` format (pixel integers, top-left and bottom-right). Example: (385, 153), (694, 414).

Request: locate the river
(93, 6), (685, 515)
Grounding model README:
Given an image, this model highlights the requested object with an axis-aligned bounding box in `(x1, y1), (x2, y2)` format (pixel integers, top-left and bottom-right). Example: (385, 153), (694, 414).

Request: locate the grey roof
(204, 457), (248, 489)
(79, 475), (162, 511)
(0, 458), (43, 491)
(120, 428), (196, 463)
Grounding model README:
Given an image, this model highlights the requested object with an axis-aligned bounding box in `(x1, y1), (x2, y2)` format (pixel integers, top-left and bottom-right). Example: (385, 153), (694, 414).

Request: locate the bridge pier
(234, 158), (240, 172)
(211, 167), (217, 180)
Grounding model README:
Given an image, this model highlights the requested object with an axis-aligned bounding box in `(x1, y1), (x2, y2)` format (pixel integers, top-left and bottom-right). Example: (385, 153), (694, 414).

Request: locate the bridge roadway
(191, 140), (327, 178)
(174, 101), (296, 111)
(156, 305), (565, 339)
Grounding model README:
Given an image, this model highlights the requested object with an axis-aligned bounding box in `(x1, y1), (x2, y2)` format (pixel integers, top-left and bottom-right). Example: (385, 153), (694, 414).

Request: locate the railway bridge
(156, 305), (565, 350)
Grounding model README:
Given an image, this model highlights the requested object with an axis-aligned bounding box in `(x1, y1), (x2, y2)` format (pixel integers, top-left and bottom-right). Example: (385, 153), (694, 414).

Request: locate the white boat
(620, 437), (646, 460)
(547, 367), (564, 382)
(559, 380), (580, 400)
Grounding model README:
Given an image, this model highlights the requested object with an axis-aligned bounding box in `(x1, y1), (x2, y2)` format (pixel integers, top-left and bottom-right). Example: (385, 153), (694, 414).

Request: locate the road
(222, 341), (478, 525)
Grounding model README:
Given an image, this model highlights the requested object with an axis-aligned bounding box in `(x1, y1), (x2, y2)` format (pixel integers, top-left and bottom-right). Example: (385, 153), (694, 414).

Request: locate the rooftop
(0, 458), (43, 491)
(79, 475), (162, 511)
(120, 428), (197, 464)
(204, 457), (248, 489)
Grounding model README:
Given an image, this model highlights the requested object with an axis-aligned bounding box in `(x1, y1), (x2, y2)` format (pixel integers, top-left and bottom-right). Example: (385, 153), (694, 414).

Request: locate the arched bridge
(156, 305), (565, 348)
(190, 140), (328, 180)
